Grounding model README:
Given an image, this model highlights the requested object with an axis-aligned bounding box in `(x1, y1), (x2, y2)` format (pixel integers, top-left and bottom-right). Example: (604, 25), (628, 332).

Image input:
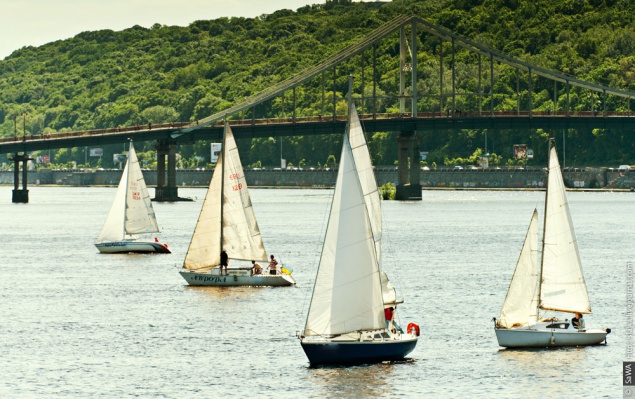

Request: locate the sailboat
(178, 123), (295, 287)
(494, 141), (610, 347)
(298, 91), (419, 366)
(95, 141), (170, 254)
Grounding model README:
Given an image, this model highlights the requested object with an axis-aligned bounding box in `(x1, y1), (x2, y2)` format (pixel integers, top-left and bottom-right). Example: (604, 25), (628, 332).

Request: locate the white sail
(539, 146), (591, 314)
(381, 271), (401, 308)
(348, 103), (382, 266)
(497, 209), (540, 328)
(124, 144), (160, 235)
(96, 142), (159, 243)
(183, 124), (267, 271)
(96, 160), (129, 243)
(304, 133), (385, 336)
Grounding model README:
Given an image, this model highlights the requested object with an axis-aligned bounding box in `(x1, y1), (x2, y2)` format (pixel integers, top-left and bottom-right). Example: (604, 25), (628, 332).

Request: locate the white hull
(179, 268), (295, 287)
(95, 240), (171, 254)
(495, 320), (609, 348)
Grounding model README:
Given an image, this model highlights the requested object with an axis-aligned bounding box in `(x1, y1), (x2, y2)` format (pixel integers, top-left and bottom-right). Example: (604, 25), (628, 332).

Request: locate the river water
(0, 186), (632, 398)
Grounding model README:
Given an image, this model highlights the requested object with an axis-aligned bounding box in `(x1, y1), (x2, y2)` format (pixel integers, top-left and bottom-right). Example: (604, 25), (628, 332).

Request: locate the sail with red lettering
(96, 142), (159, 244)
(183, 123), (267, 271)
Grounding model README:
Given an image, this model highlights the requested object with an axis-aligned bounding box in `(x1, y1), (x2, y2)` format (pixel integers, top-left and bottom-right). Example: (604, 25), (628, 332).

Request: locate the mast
(220, 120), (227, 253)
(537, 138), (554, 316)
(122, 140), (131, 238)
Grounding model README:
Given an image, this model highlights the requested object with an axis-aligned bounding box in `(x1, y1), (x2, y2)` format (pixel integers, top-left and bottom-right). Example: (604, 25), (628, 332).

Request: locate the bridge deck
(1, 111), (634, 154)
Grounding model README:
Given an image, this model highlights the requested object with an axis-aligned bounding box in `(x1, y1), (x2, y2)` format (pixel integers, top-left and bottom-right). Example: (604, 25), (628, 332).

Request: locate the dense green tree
(1, 0), (635, 168)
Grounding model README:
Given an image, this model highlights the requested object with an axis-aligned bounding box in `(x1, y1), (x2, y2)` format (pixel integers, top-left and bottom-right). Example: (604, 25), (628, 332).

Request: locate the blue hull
(301, 339), (417, 366)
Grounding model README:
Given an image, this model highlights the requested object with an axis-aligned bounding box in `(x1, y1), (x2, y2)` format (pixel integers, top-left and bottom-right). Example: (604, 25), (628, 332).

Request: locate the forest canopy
(1, 0), (634, 168)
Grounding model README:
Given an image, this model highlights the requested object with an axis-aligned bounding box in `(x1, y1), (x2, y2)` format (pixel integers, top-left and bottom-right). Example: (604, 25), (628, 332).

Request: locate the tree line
(0, 0), (634, 170)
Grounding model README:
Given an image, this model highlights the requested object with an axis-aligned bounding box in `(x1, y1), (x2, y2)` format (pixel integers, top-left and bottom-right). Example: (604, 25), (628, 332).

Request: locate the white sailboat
(178, 123), (295, 287)
(494, 142), (610, 347)
(298, 94), (419, 366)
(95, 141), (170, 254)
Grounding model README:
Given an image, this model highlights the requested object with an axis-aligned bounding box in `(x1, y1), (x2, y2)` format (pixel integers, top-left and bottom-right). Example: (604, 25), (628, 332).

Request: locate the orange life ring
(407, 322), (420, 336)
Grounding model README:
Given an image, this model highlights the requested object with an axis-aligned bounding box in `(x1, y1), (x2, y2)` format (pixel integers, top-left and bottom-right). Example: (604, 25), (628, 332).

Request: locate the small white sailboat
(298, 92), (419, 366)
(494, 141), (610, 348)
(178, 123), (295, 287)
(95, 141), (170, 254)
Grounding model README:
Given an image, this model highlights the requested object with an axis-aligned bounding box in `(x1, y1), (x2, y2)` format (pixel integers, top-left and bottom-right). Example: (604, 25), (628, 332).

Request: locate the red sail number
(132, 192), (141, 200)
(229, 173), (240, 180)
(232, 183), (243, 191)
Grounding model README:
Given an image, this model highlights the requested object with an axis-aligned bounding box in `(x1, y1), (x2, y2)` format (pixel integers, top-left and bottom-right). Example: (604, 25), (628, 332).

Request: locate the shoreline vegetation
(1, 1), (635, 170)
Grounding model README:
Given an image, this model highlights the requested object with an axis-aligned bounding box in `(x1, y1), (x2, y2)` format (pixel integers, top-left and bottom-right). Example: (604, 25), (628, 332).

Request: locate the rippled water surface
(1, 186), (632, 398)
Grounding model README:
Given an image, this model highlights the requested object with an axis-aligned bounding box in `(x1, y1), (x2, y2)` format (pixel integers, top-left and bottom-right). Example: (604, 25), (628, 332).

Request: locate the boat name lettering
(192, 275), (226, 283)
(103, 242), (126, 247)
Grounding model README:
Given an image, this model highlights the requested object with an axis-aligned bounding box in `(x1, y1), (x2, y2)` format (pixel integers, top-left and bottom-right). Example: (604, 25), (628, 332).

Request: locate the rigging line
(298, 186), (337, 330)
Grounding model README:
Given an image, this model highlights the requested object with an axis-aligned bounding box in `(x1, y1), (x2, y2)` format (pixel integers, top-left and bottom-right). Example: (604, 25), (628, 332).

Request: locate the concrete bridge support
(395, 131), (422, 200)
(10, 153), (31, 203)
(154, 140), (191, 202)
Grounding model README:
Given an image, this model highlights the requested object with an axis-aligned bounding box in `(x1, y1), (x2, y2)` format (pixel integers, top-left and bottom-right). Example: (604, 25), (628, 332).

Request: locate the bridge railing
(0, 122), (190, 144)
(1, 111), (634, 145)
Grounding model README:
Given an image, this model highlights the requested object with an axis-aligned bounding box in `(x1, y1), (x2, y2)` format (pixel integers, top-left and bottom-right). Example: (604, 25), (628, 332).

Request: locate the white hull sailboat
(494, 141), (609, 348)
(298, 88), (418, 366)
(95, 142), (170, 254)
(178, 123), (295, 287)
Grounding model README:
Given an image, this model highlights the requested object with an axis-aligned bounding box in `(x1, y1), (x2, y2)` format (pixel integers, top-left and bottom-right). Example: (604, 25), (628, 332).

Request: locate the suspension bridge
(2, 15), (635, 202)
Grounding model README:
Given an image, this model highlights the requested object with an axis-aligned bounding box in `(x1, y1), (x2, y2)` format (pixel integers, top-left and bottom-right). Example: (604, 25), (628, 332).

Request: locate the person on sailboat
(572, 313), (585, 330)
(385, 307), (394, 330)
(220, 250), (229, 276)
(251, 260), (263, 276)
(267, 255), (278, 275)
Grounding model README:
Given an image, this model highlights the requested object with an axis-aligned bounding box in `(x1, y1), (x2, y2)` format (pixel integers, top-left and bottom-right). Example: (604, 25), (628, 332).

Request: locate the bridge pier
(153, 140), (192, 202)
(395, 131), (421, 201)
(10, 153), (32, 203)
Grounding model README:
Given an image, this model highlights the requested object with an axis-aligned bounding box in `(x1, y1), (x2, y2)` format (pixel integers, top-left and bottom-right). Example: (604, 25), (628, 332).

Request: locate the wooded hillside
(1, 0), (634, 168)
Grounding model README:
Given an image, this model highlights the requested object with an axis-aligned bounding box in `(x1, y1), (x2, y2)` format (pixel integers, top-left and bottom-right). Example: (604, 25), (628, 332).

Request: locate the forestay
(497, 209), (540, 328)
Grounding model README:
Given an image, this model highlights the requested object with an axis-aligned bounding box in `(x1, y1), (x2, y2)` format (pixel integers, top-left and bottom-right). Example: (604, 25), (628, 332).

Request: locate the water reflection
(184, 286), (259, 303)
(497, 347), (589, 390)
(305, 360), (413, 398)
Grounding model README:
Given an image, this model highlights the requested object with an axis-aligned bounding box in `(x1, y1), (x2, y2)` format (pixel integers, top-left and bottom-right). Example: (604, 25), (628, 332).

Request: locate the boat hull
(300, 336), (418, 366)
(179, 269), (295, 287)
(95, 241), (171, 254)
(495, 327), (608, 348)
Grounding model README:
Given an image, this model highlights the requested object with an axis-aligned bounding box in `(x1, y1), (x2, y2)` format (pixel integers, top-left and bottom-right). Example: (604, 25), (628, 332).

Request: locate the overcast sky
(0, 0), (327, 60)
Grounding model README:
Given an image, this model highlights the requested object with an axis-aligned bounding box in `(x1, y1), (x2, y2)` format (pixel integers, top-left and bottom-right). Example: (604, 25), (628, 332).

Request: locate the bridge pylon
(153, 140), (192, 202)
(10, 152), (32, 203)
(395, 131), (421, 201)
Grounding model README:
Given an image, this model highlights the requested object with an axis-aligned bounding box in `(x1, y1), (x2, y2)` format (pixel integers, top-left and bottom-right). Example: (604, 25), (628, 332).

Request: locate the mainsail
(348, 104), (382, 266)
(96, 142), (159, 243)
(497, 209), (540, 328)
(304, 109), (385, 337)
(183, 124), (267, 271)
(381, 271), (401, 308)
(539, 146), (591, 314)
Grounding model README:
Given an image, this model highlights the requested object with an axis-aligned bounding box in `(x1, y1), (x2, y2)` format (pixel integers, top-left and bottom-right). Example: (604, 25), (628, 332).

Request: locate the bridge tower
(394, 23), (421, 200)
(154, 140), (191, 202)
(10, 153), (32, 203)
(395, 132), (422, 200)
